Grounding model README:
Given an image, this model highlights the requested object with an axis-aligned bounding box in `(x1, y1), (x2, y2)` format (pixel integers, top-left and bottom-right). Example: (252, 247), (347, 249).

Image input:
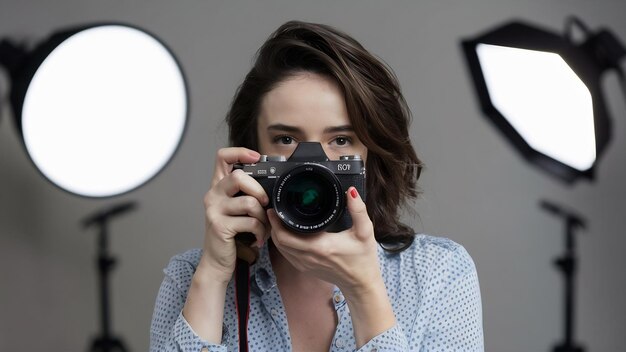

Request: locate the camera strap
(235, 258), (250, 352)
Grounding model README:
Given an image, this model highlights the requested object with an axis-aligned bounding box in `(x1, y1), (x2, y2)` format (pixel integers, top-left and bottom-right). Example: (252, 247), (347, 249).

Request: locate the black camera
(234, 142), (366, 234)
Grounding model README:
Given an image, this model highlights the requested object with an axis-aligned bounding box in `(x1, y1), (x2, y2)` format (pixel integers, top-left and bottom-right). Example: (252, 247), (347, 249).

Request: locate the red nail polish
(350, 188), (358, 199)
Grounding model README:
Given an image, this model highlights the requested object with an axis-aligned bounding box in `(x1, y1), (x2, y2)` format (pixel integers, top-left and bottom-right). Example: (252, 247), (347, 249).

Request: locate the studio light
(0, 23), (188, 197)
(462, 17), (625, 183)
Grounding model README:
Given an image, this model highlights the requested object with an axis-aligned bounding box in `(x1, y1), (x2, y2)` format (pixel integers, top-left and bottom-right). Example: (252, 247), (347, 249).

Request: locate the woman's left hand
(267, 186), (382, 295)
(269, 186), (397, 347)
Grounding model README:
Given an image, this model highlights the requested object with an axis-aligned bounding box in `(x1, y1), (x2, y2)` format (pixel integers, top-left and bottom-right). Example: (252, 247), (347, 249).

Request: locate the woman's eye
(275, 135), (295, 145)
(333, 136), (351, 146)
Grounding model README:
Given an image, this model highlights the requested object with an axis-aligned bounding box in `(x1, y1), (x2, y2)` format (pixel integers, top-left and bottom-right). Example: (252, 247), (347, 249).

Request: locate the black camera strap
(235, 258), (250, 352)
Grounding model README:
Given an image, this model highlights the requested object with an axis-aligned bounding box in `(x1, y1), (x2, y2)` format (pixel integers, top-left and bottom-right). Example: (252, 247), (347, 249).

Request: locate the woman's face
(256, 72), (368, 161)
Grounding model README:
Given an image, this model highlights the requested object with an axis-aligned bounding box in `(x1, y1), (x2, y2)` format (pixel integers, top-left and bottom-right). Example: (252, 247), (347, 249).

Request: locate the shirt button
(270, 308), (278, 317)
(335, 338), (346, 348)
(333, 293), (344, 304)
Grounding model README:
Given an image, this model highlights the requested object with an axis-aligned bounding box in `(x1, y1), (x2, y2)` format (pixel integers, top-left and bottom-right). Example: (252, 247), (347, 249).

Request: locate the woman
(150, 21), (483, 351)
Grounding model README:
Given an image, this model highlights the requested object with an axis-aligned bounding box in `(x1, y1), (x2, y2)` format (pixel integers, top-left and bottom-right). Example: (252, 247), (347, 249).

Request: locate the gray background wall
(1, 1), (625, 351)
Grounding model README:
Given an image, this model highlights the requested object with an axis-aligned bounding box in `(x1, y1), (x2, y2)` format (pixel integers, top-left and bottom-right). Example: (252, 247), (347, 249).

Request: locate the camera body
(234, 142), (365, 234)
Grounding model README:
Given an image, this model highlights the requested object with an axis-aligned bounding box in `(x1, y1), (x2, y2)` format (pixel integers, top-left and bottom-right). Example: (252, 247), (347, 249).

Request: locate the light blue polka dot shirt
(150, 234), (484, 351)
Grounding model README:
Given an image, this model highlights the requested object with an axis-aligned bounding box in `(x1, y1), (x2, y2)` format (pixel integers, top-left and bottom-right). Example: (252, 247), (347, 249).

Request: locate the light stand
(82, 201), (137, 352)
(540, 200), (586, 352)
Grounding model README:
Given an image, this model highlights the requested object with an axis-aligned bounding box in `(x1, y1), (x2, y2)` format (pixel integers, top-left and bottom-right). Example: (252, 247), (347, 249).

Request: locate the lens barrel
(273, 164), (344, 233)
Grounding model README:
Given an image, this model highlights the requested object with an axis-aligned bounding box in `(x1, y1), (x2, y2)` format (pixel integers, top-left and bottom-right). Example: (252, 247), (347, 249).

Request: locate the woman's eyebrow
(267, 123), (302, 133)
(323, 125), (353, 134)
(266, 123), (354, 134)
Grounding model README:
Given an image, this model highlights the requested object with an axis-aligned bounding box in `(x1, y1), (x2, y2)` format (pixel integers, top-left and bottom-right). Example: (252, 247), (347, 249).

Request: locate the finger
(267, 209), (324, 251)
(225, 216), (267, 243)
(217, 169), (269, 206)
(236, 244), (259, 264)
(212, 147), (260, 185)
(346, 187), (374, 240)
(267, 217), (303, 261)
(222, 195), (268, 225)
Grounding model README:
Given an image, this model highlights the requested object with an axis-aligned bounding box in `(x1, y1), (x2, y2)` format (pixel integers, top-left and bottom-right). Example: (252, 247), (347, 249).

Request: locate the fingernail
(350, 187), (358, 199)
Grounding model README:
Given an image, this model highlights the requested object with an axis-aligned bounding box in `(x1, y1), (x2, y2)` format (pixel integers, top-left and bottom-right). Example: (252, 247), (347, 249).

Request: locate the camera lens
(285, 178), (327, 216)
(273, 164), (344, 233)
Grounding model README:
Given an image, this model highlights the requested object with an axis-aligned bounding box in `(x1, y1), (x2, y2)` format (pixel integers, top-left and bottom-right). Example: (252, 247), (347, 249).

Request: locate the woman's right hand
(182, 147), (267, 343)
(199, 147), (270, 284)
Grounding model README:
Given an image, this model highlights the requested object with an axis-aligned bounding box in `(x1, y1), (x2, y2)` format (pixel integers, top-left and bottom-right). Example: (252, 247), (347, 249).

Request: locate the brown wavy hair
(226, 21), (423, 252)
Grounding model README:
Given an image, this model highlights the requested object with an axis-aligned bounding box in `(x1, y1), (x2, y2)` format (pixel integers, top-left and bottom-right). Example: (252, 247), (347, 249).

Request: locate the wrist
(195, 254), (234, 286)
(339, 260), (385, 300)
(341, 277), (388, 306)
(342, 276), (396, 349)
(183, 258), (230, 344)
